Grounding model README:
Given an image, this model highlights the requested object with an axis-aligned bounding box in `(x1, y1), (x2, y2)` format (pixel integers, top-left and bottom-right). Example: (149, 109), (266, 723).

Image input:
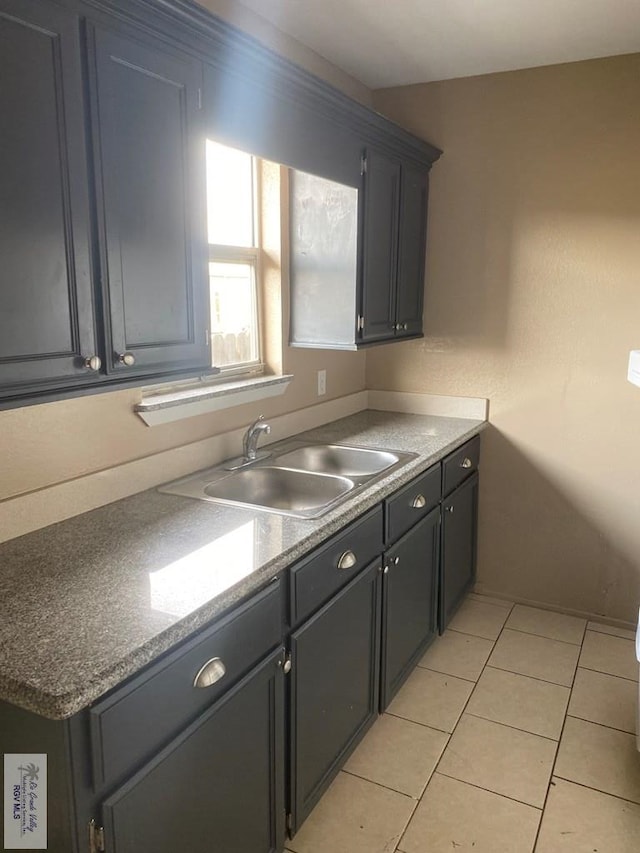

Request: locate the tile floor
(286, 594), (640, 853)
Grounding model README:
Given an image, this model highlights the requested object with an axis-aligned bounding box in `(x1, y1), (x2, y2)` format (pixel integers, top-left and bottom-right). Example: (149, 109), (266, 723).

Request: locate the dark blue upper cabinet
(359, 149), (402, 343)
(86, 21), (211, 378)
(359, 150), (431, 346)
(396, 164), (430, 339)
(289, 149), (433, 350)
(0, 0), (98, 400)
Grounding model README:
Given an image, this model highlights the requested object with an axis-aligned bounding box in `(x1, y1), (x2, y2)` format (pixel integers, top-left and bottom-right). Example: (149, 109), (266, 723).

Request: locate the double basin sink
(159, 443), (417, 519)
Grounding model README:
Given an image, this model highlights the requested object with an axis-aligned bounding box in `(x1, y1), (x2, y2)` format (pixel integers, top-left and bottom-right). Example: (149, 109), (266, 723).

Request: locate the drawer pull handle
(337, 550), (357, 570)
(460, 457), (473, 469)
(193, 657), (226, 689)
(412, 494), (426, 509)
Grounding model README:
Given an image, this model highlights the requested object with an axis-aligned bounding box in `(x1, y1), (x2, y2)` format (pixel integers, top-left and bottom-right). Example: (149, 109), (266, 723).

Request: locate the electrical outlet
(317, 369), (327, 396)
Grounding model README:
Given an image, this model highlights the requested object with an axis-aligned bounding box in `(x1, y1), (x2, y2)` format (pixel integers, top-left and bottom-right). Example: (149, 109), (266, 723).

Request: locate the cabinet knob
(383, 565), (389, 574)
(460, 457), (473, 469)
(118, 352), (136, 366)
(84, 355), (102, 371)
(412, 494), (426, 509)
(337, 550), (357, 570)
(278, 656), (292, 674)
(392, 556), (400, 566)
(193, 657), (226, 688)
(445, 505), (455, 514)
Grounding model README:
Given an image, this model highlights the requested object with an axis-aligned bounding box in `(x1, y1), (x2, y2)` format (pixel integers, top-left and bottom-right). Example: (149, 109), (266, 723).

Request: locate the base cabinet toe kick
(0, 436), (479, 853)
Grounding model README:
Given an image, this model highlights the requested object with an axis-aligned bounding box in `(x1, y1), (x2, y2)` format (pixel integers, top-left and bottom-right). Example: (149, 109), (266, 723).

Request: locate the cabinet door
(0, 0), (98, 399)
(381, 508), (439, 709)
(289, 559), (381, 834)
(87, 23), (210, 377)
(395, 166), (428, 338)
(440, 472), (479, 632)
(359, 149), (400, 343)
(101, 649), (285, 853)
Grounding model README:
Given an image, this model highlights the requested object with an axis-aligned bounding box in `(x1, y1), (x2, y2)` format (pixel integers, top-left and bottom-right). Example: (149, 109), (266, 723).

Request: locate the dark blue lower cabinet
(381, 508), (440, 710)
(288, 559), (382, 835)
(101, 648), (286, 853)
(440, 471), (479, 632)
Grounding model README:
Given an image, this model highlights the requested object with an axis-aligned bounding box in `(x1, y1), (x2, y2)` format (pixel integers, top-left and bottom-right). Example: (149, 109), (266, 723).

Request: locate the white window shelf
(135, 374), (293, 426)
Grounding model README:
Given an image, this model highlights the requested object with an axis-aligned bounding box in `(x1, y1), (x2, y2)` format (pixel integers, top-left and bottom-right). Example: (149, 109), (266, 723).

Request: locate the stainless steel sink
(159, 442), (417, 518)
(271, 444), (400, 478)
(203, 466), (353, 517)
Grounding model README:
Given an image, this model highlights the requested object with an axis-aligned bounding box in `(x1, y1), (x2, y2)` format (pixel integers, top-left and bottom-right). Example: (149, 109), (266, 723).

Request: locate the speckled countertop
(0, 410), (485, 720)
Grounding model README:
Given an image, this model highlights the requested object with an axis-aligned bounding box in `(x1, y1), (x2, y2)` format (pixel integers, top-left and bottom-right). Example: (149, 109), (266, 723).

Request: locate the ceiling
(234, 0), (640, 89)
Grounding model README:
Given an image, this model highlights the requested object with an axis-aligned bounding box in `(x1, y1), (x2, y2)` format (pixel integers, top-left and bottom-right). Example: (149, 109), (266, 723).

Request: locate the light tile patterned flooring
(286, 594), (640, 853)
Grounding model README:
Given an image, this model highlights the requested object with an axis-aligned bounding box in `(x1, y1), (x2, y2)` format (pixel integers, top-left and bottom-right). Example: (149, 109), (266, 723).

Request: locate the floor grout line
(482, 662), (574, 689)
(531, 613), (584, 852)
(463, 710), (562, 742)
(552, 770), (640, 807)
(414, 662), (485, 683)
(499, 625), (585, 647)
(564, 712), (638, 738)
(574, 663), (639, 684)
(340, 768), (419, 801)
(546, 774), (640, 808)
(434, 769), (546, 811)
(447, 626), (502, 642)
(486, 662), (574, 689)
(577, 663), (639, 684)
(499, 625), (587, 648)
(384, 709), (456, 737)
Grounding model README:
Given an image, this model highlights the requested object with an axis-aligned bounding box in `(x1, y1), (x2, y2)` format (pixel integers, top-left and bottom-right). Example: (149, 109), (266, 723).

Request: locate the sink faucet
(243, 415), (271, 462)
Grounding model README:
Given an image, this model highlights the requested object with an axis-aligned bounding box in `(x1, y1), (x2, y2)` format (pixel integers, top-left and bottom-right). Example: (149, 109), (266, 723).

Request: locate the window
(206, 140), (261, 373)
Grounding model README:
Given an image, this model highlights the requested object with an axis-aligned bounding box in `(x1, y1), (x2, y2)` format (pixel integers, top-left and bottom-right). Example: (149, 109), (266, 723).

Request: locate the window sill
(135, 374), (294, 426)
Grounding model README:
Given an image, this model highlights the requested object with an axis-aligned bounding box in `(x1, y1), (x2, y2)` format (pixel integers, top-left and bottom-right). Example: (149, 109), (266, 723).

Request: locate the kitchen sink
(159, 442), (417, 518)
(203, 466), (353, 517)
(271, 444), (400, 478)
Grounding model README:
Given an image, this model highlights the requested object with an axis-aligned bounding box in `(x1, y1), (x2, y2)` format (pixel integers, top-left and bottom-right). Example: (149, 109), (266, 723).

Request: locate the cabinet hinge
(197, 87), (202, 109)
(360, 153), (367, 175)
(88, 819), (105, 853)
(357, 315), (365, 332)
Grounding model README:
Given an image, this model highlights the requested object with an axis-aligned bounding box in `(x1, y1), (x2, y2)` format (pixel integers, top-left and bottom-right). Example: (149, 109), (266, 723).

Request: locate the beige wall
(196, 0), (372, 106)
(0, 351), (365, 503)
(368, 54), (640, 622)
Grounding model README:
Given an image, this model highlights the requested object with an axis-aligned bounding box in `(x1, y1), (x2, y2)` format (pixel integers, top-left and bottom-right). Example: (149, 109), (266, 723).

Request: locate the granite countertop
(0, 410), (485, 720)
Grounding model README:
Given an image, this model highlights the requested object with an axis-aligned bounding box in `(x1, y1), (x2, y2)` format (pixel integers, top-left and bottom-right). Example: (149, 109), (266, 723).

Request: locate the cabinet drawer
(290, 505), (383, 627)
(90, 578), (283, 789)
(442, 435), (480, 497)
(385, 464), (440, 545)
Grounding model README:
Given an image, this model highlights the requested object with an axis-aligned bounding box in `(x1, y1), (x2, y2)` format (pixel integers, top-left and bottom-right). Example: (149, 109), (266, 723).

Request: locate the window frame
(206, 144), (264, 377)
